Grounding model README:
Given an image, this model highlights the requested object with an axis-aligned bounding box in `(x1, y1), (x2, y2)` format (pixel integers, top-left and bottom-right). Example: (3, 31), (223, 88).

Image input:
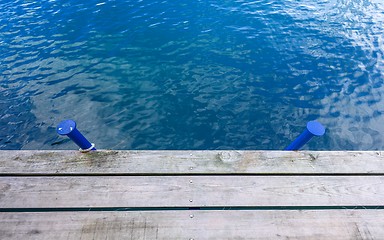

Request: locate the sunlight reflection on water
(1, 0), (383, 150)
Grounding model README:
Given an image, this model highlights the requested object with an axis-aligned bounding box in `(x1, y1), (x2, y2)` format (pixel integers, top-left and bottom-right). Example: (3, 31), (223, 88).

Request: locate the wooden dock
(1, 150), (384, 239)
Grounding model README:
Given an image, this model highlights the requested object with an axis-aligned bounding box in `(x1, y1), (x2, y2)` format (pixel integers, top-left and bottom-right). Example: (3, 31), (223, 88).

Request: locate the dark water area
(1, 0), (384, 150)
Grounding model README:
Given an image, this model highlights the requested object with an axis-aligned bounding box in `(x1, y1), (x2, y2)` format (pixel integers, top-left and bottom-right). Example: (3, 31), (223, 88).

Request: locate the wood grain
(1, 150), (383, 238)
(1, 210), (383, 239)
(1, 150), (384, 174)
(1, 176), (384, 208)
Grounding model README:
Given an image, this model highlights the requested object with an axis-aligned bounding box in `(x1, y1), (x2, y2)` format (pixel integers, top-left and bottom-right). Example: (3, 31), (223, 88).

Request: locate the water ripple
(1, 0), (384, 150)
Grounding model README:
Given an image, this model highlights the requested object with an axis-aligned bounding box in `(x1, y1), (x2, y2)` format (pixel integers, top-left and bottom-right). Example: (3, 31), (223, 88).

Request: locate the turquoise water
(1, 0), (384, 150)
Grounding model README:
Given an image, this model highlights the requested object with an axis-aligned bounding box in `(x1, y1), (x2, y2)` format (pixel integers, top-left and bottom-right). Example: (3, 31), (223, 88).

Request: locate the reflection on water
(0, 0), (383, 150)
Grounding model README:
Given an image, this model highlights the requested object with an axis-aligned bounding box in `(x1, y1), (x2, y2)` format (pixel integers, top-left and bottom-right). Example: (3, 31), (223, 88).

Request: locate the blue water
(1, 0), (384, 150)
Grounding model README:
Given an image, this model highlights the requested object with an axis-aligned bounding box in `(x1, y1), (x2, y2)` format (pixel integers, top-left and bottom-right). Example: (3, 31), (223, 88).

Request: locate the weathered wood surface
(1, 176), (384, 208)
(1, 150), (384, 174)
(1, 150), (383, 239)
(1, 210), (383, 239)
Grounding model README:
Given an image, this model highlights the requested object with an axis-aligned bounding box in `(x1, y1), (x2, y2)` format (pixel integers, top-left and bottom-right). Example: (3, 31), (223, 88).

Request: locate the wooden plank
(1, 150), (384, 174)
(1, 176), (384, 208)
(1, 210), (383, 239)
